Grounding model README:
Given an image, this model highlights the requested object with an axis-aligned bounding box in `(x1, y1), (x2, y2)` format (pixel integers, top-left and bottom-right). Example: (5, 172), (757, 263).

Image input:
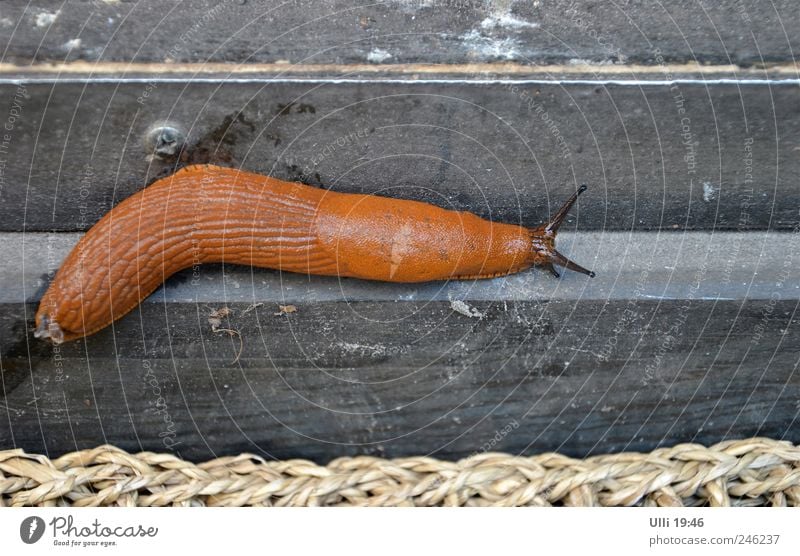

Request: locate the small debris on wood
(208, 307), (232, 331)
(450, 300), (486, 319)
(207, 307), (243, 365)
(274, 304), (297, 315)
(241, 302), (264, 316)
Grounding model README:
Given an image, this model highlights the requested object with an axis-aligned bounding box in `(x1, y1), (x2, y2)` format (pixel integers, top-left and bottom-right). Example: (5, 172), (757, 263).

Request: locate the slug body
(35, 164), (593, 343)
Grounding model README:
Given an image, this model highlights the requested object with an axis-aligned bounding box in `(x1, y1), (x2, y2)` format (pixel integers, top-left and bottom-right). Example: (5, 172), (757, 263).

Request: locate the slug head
(529, 184), (596, 279)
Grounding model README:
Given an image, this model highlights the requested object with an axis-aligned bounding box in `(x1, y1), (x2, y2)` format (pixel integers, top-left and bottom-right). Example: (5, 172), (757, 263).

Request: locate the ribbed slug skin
(35, 164), (538, 342)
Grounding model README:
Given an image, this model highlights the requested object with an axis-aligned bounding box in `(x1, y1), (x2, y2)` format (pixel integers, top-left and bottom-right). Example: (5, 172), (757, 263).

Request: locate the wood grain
(1, 1), (796, 66)
(2, 298), (797, 461)
(0, 79), (797, 232)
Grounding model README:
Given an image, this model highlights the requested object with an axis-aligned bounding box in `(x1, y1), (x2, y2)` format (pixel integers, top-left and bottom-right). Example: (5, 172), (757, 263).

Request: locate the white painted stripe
(1, 77), (799, 86)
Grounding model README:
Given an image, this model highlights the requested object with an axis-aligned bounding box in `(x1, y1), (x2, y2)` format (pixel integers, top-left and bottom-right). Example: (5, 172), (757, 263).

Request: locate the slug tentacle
(545, 184), (588, 235)
(530, 184), (596, 278)
(549, 249), (596, 278)
(543, 263), (561, 279)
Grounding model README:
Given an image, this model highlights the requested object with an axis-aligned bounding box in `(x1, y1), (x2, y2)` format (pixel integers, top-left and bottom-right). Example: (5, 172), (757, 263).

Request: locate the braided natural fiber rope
(1, 437), (798, 507)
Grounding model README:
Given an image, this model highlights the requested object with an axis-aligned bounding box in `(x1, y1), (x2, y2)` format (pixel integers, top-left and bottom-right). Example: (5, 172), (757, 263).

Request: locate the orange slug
(34, 164), (594, 343)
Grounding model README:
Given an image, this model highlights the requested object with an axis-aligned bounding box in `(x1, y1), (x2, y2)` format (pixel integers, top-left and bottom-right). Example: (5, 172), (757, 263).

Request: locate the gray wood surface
(1, 78), (798, 232)
(1, 1), (797, 66)
(1, 2), (798, 463)
(1, 231), (798, 460)
(0, 300), (800, 461)
(2, 296), (796, 461)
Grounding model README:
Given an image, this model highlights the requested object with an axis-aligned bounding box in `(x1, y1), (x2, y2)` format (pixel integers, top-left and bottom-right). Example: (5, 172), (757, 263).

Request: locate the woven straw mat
(0, 437), (798, 507)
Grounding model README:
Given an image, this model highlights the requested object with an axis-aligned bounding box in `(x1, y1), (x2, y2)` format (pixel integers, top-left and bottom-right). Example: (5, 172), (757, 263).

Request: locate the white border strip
(1, 77), (799, 86)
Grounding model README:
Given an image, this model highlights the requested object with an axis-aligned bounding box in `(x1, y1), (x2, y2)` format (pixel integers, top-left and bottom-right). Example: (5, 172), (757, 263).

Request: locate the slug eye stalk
(546, 183), (588, 234)
(538, 184), (596, 279)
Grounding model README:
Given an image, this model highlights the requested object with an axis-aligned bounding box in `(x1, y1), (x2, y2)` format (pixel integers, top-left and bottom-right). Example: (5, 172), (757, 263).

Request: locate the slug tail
(33, 314), (66, 344)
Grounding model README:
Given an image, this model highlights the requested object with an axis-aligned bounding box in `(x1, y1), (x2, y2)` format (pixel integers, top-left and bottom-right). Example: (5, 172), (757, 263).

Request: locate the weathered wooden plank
(3, 231), (798, 305)
(0, 1), (796, 66)
(1, 230), (798, 461)
(1, 1), (798, 465)
(1, 78), (798, 232)
(1, 298), (797, 461)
